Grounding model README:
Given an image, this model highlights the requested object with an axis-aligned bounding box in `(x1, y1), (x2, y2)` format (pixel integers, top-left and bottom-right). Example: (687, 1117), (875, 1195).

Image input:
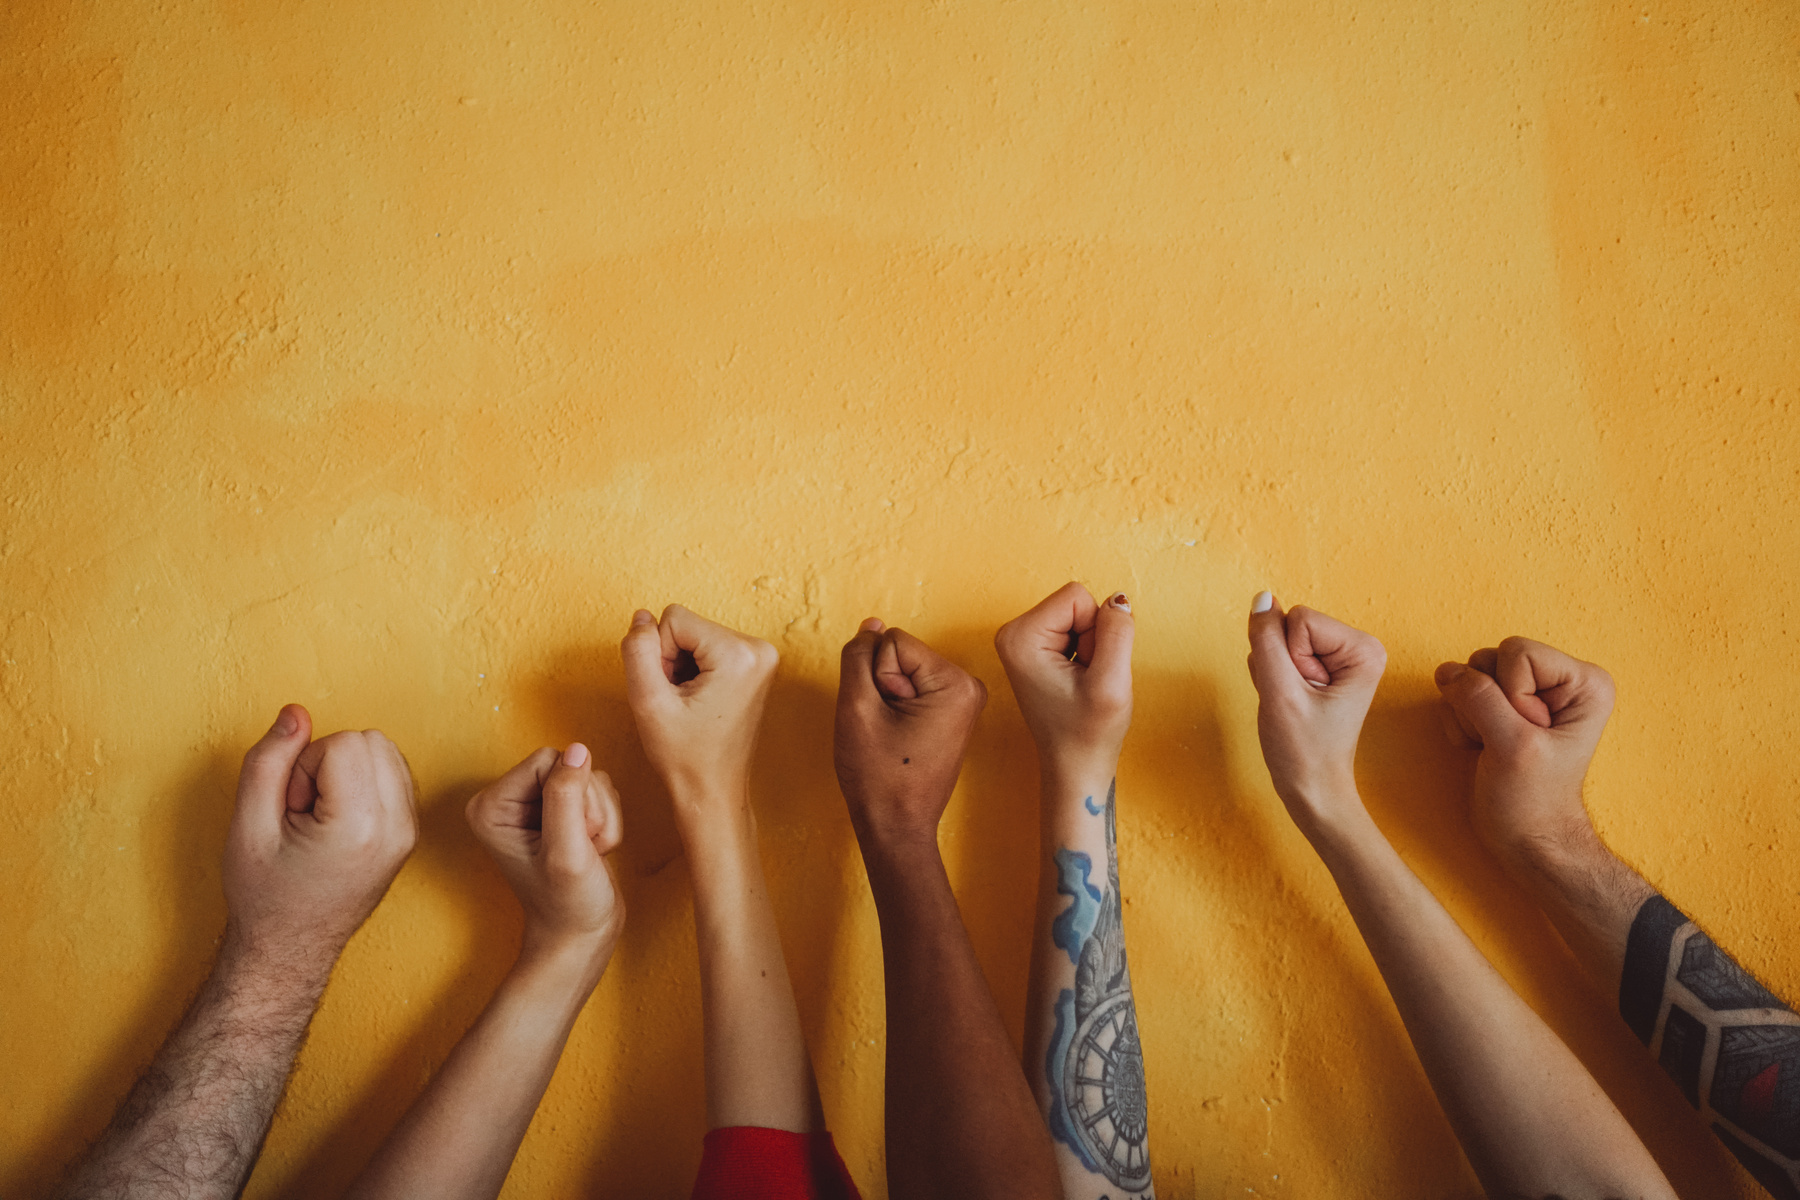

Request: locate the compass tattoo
(1622, 895), (1800, 1199)
(1045, 780), (1153, 1193)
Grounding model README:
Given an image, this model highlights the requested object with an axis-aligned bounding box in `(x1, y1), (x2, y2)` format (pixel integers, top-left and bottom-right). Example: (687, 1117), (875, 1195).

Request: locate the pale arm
(1251, 599), (1673, 1200)
(340, 944), (606, 1200)
(1308, 803), (1676, 1200)
(344, 743), (624, 1200)
(998, 584), (1152, 1198)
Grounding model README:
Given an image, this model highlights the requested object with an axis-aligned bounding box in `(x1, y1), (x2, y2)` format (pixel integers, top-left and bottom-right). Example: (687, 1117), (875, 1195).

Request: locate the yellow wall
(4, 2), (1797, 1196)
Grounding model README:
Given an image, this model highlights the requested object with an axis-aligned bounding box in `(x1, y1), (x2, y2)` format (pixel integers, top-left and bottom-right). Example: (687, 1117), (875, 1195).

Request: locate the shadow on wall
(270, 772), (514, 1200)
(927, 622), (1045, 1049)
(23, 752), (242, 1199)
(1122, 666), (1478, 1195)
(27, 659), (1754, 1200)
(1357, 690), (1745, 1200)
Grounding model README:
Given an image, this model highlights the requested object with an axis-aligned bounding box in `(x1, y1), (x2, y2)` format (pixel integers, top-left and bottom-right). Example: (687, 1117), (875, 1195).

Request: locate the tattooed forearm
(1045, 781), (1153, 1194)
(56, 941), (330, 1200)
(1621, 895), (1800, 1200)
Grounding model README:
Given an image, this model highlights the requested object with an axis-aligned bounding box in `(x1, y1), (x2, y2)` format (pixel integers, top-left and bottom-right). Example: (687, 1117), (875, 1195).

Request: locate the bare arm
(836, 621), (1061, 1200)
(622, 605), (822, 1134)
(1439, 638), (1800, 1197)
(1251, 599), (1674, 1200)
(57, 707), (418, 1200)
(998, 584), (1153, 1197)
(343, 745), (623, 1200)
(55, 939), (333, 1200)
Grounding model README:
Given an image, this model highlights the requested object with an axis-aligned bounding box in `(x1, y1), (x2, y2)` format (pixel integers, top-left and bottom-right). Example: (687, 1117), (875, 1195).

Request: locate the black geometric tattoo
(1046, 781), (1153, 1194)
(1621, 895), (1800, 1200)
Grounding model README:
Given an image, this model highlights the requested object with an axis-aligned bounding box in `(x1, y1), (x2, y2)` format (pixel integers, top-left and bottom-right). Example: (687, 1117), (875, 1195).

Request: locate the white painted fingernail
(1110, 592), (1131, 612)
(1252, 590), (1273, 614)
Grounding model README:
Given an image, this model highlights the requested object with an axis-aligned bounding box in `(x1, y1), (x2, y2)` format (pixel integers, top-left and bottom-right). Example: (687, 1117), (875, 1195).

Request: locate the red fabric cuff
(689, 1126), (862, 1200)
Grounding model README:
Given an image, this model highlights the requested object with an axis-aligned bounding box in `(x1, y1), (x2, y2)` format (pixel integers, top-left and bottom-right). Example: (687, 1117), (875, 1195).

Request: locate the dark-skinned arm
(835, 620), (1061, 1200)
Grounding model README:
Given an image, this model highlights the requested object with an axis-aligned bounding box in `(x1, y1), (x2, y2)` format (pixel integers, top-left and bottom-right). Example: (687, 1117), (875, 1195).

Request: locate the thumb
(237, 705), (312, 832)
(621, 609), (668, 708)
(542, 744), (598, 876)
(1246, 592), (1301, 696)
(838, 622), (886, 714)
(1089, 592), (1135, 691)
(1434, 662), (1532, 748)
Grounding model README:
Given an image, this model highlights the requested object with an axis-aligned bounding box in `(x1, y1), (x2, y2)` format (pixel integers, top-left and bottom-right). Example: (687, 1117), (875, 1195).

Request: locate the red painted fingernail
(1111, 593), (1130, 612)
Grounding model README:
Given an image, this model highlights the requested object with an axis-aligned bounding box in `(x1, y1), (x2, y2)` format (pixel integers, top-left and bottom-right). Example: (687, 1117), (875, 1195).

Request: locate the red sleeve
(689, 1126), (863, 1200)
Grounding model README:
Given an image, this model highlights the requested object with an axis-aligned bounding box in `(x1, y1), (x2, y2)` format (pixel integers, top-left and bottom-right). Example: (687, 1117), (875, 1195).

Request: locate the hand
(1245, 593), (1387, 833)
(993, 582), (1134, 770)
(1434, 637), (1614, 867)
(835, 619), (988, 851)
(620, 605), (779, 803)
(466, 743), (625, 964)
(221, 705), (419, 967)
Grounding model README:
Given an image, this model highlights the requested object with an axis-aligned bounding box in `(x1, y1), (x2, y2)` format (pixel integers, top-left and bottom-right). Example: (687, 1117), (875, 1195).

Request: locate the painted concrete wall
(4, 2), (1797, 1196)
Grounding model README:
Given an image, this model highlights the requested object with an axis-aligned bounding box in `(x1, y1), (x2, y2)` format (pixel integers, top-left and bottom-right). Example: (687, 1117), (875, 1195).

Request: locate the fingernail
(1252, 590), (1273, 614)
(274, 707), (297, 735)
(631, 609), (654, 627)
(1110, 593), (1131, 612)
(563, 742), (590, 768)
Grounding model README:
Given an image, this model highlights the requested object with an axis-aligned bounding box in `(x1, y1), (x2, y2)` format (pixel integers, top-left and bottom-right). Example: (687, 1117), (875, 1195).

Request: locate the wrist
(1497, 816), (1636, 899)
(852, 821), (943, 878)
(215, 921), (339, 1008)
(514, 929), (614, 996)
(1036, 747), (1120, 792)
(1275, 773), (1369, 845)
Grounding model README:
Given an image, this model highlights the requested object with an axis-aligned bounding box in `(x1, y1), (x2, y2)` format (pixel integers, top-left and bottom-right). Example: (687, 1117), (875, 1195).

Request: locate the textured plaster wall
(3, 2), (1798, 1197)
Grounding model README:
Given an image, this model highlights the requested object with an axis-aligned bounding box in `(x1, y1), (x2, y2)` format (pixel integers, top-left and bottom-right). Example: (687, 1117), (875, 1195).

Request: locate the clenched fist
(621, 605), (779, 805)
(466, 743), (625, 964)
(835, 620), (987, 851)
(221, 705), (419, 966)
(994, 582), (1134, 769)
(1245, 594), (1387, 834)
(1435, 637), (1615, 869)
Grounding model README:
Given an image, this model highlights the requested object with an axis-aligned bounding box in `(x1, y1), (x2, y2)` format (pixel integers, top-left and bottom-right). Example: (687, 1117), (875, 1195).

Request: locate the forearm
(1025, 756), (1152, 1198)
(676, 784), (821, 1133)
(57, 933), (332, 1200)
(1499, 823), (1655, 992)
(858, 832), (1061, 1200)
(1613, 890), (1800, 1194)
(1306, 803), (1672, 1200)
(343, 941), (604, 1200)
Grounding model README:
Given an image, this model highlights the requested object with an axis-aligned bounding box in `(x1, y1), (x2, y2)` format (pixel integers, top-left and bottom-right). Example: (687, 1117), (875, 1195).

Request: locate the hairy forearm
(1026, 759), (1152, 1198)
(1308, 804), (1673, 1200)
(858, 831), (1061, 1200)
(343, 941), (605, 1200)
(1499, 825), (1656, 992)
(57, 932), (333, 1200)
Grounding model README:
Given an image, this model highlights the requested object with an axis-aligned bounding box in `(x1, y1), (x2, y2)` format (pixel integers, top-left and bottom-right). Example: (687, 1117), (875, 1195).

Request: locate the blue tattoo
(1084, 793), (1104, 816)
(1051, 848), (1102, 966)
(1044, 782), (1153, 1192)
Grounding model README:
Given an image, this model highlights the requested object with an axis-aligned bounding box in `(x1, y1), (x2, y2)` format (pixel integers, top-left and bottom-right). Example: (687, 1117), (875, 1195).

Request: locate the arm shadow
(1356, 679), (1745, 1200)
(11, 751), (240, 1200)
(1125, 664), (1487, 1195)
(262, 772), (516, 1200)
